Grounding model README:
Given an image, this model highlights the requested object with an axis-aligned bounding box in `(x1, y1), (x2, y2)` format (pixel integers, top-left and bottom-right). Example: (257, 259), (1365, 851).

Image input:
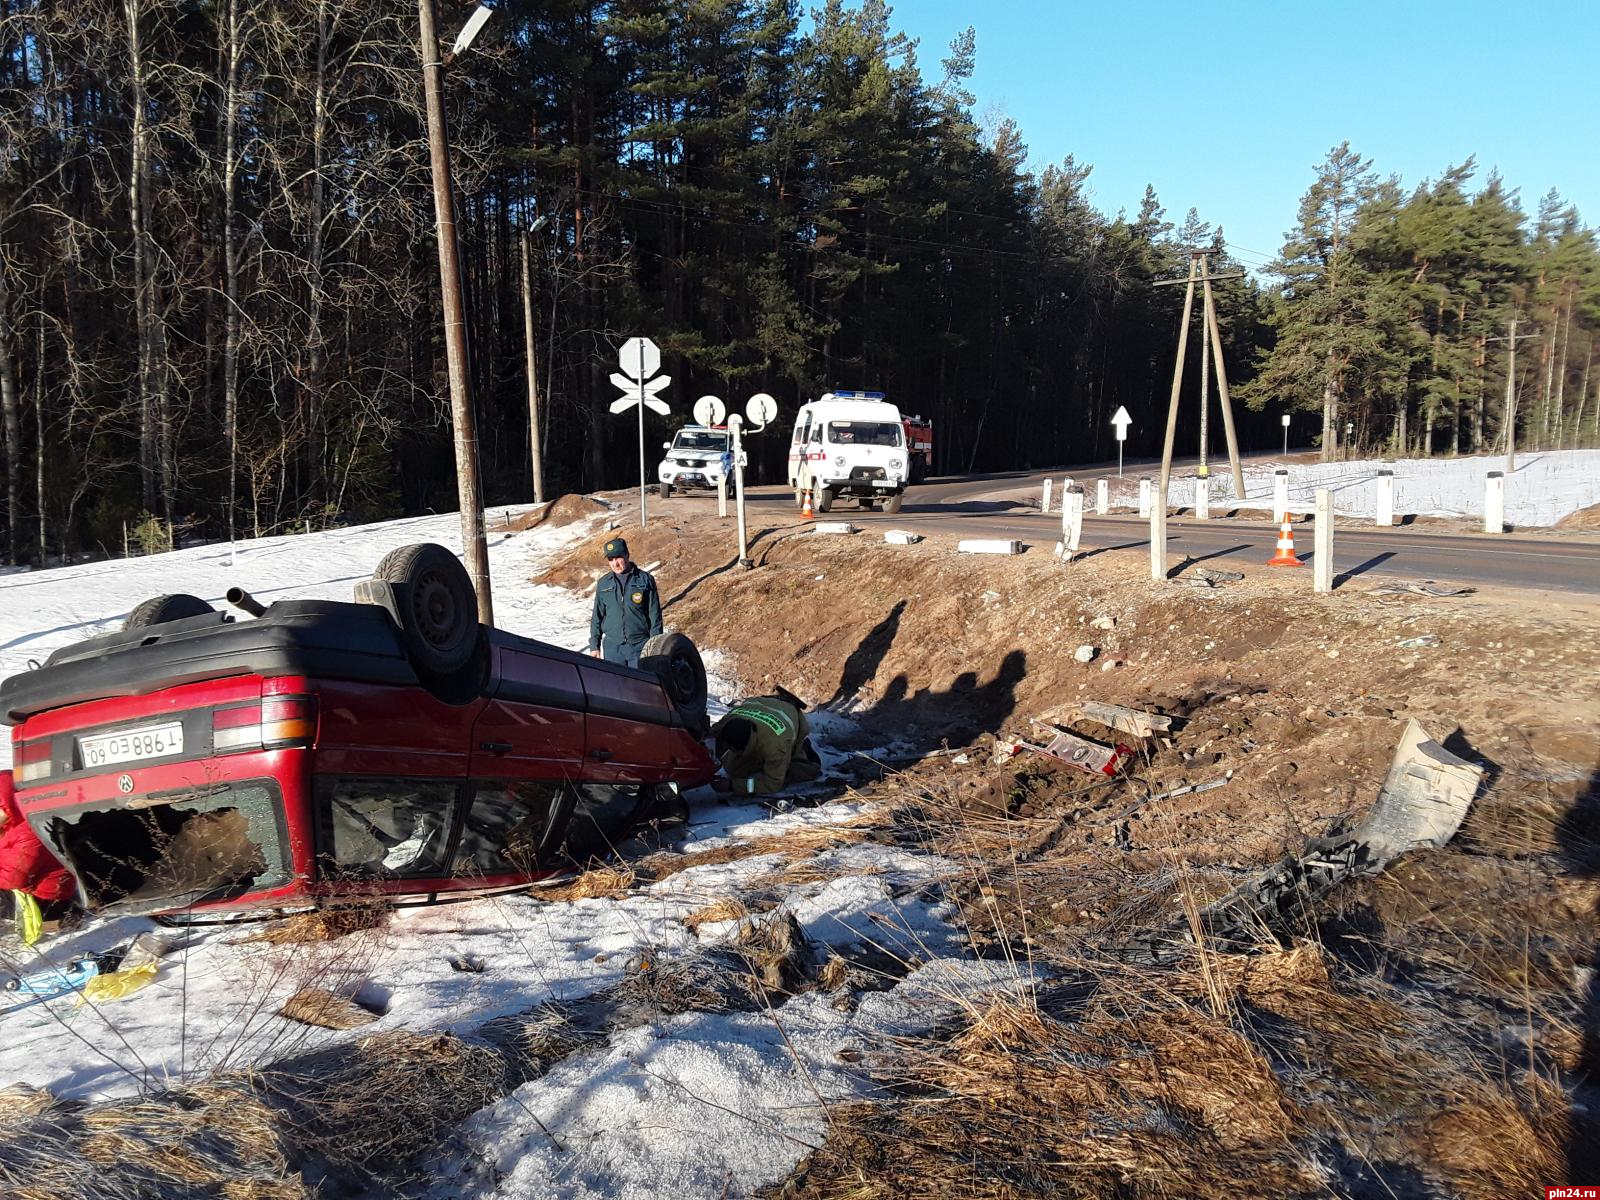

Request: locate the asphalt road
(743, 465), (1600, 596)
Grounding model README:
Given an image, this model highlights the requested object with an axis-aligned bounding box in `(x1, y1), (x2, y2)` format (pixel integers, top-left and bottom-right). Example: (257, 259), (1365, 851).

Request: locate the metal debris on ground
(1371, 580), (1475, 597)
(1016, 720), (1134, 776)
(1061, 700), (1174, 744)
(1195, 566), (1244, 584)
(1398, 634), (1441, 648)
(1131, 719), (1482, 963)
(1143, 773), (1231, 804)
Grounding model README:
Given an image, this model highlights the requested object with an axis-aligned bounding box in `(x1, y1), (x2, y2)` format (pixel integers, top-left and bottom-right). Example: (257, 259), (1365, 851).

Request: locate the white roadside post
(735, 393), (779, 565)
(694, 395), (730, 520)
(1313, 488), (1334, 594)
(1149, 491), (1167, 581)
(1111, 406), (1132, 477)
(1272, 468), (1290, 524)
(1060, 483), (1085, 562)
(1042, 478), (1053, 515)
(609, 336), (671, 528)
(1375, 469), (1394, 528)
(1138, 476), (1152, 519)
(1096, 478), (1109, 515)
(1195, 476), (1211, 520)
(1484, 470), (1505, 534)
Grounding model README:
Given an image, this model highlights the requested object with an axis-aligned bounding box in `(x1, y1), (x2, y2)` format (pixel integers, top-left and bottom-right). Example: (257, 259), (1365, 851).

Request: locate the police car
(656, 425), (732, 497)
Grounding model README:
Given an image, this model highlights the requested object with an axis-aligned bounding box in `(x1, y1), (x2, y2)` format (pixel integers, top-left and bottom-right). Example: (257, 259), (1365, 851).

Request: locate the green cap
(602, 537), (629, 560)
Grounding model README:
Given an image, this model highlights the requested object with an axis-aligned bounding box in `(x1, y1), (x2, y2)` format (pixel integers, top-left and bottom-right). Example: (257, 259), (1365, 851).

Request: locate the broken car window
(316, 776), (458, 877)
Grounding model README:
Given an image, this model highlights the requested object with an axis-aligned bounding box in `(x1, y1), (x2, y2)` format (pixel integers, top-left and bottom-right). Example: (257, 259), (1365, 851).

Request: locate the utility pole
(1198, 303), (1210, 471)
(418, 0), (492, 623)
(1487, 317), (1540, 474)
(1153, 251), (1247, 501)
(521, 217), (548, 504)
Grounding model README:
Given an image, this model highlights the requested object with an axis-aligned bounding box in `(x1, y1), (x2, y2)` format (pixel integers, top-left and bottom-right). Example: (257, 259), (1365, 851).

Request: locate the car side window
(315, 775), (458, 878)
(456, 780), (567, 874)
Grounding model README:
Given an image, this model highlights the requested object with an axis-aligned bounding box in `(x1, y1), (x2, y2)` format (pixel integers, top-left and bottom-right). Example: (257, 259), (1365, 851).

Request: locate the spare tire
(123, 594), (215, 631)
(639, 632), (709, 736)
(371, 543), (479, 676)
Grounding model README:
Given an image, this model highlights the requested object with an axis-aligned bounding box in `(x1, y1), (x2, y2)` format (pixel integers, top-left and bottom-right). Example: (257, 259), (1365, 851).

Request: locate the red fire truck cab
(0, 544), (716, 920)
(901, 414), (934, 484)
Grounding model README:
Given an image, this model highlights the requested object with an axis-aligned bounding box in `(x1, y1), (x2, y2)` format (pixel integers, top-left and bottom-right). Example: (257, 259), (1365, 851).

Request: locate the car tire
(816, 486), (834, 514)
(371, 543), (479, 677)
(883, 492), (904, 514)
(123, 594), (215, 631)
(639, 631), (709, 736)
(659, 481), (671, 499)
(859, 498), (876, 511)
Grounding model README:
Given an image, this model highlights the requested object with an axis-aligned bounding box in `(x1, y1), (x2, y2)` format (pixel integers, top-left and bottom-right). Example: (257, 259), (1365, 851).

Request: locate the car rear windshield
(673, 430), (729, 451)
(827, 421), (901, 447)
(40, 781), (290, 914)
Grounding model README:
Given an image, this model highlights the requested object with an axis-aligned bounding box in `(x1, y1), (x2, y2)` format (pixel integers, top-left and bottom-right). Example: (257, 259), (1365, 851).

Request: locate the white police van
(787, 391), (908, 513)
(657, 425), (732, 497)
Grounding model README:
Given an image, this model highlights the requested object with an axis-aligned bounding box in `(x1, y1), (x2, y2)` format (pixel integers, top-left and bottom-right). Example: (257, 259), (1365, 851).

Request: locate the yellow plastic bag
(12, 891), (42, 947)
(78, 962), (158, 1005)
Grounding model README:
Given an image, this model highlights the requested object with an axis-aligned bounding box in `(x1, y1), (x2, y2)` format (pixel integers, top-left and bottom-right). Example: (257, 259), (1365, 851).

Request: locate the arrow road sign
(1111, 406), (1132, 442)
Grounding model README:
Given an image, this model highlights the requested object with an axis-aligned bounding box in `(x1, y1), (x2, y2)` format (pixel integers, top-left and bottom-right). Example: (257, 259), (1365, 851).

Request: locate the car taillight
(212, 696), (317, 751)
(13, 738), (52, 784)
(807, 451), (825, 462)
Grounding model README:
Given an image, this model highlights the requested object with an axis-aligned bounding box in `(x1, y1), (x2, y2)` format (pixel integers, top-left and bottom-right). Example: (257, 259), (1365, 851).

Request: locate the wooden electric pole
(1487, 317), (1539, 473)
(521, 223), (546, 505)
(418, 0), (492, 623)
(1154, 251), (1247, 502)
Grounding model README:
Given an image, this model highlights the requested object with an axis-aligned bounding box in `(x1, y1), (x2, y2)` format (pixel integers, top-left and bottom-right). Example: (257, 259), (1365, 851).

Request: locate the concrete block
(883, 530), (923, 545)
(959, 539), (1022, 555)
(812, 522), (858, 535)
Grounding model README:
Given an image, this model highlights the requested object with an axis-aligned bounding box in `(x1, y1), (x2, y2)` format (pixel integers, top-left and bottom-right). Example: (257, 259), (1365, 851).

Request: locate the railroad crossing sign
(612, 335), (671, 527)
(610, 337), (670, 415)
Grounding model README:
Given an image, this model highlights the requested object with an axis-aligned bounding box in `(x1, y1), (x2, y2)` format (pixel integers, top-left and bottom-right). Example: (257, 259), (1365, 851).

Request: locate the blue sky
(884, 0), (1599, 272)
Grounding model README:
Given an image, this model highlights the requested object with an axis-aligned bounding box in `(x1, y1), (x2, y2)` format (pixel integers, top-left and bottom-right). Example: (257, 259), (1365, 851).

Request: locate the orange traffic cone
(801, 489), (814, 520)
(1267, 516), (1303, 567)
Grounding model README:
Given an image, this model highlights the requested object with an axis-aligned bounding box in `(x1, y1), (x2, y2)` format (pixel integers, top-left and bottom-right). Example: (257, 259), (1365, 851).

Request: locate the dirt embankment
(536, 496), (1600, 1195)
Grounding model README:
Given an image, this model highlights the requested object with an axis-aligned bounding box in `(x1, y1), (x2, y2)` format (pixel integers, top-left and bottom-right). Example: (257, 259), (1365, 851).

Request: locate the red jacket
(0, 772), (75, 904)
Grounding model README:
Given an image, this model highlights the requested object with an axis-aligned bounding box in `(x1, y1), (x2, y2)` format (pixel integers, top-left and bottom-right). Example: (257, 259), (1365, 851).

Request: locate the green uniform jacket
(712, 696), (812, 796)
(588, 564), (663, 663)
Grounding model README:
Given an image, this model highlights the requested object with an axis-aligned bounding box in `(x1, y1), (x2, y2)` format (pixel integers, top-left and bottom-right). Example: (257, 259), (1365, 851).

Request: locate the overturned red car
(0, 544), (716, 919)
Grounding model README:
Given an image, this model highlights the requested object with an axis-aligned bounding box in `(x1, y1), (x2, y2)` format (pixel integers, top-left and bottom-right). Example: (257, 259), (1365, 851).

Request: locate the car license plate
(873, 480), (895, 488)
(79, 722), (184, 769)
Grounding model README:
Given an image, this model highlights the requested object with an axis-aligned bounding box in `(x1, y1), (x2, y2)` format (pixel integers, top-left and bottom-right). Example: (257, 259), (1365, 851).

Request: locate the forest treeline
(0, 0), (1594, 563)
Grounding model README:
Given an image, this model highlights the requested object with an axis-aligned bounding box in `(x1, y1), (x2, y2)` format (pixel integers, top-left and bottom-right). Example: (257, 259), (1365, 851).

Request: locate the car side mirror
(662, 442), (671, 450)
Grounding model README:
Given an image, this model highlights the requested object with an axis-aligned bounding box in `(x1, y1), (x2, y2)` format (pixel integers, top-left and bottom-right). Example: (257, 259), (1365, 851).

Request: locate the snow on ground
(1092, 448), (1600, 525)
(0, 506), (1001, 1198)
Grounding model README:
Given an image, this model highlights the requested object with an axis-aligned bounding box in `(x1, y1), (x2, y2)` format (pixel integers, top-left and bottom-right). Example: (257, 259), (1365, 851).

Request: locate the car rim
(669, 654), (696, 700)
(413, 570), (457, 647)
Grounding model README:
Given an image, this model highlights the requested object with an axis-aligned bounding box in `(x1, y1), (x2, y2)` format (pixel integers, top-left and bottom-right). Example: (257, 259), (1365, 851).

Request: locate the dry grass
(683, 895), (750, 932)
(278, 987), (380, 1031)
(779, 985), (1312, 1200)
(641, 821), (876, 887)
(532, 862), (637, 902)
(735, 911), (818, 994)
(0, 1082), (307, 1200)
(270, 1030), (507, 1173)
(244, 902), (388, 945)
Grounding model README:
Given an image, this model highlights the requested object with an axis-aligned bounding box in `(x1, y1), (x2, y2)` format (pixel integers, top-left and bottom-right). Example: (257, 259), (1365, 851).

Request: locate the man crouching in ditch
(710, 692), (823, 798)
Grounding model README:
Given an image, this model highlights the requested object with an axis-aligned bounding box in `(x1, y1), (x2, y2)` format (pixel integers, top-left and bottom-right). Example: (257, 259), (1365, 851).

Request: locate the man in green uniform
(587, 537), (662, 668)
(710, 693), (823, 797)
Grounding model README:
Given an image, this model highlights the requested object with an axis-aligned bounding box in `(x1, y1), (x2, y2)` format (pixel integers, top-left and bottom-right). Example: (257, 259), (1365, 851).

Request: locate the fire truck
(901, 413), (934, 483)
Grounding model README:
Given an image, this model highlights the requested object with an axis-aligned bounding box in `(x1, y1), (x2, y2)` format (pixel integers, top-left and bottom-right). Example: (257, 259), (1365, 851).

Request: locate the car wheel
(371, 543), (479, 676)
(816, 487), (834, 514)
(883, 492), (904, 514)
(659, 481), (671, 498)
(639, 632), (709, 736)
(859, 498), (876, 511)
(123, 594), (215, 631)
